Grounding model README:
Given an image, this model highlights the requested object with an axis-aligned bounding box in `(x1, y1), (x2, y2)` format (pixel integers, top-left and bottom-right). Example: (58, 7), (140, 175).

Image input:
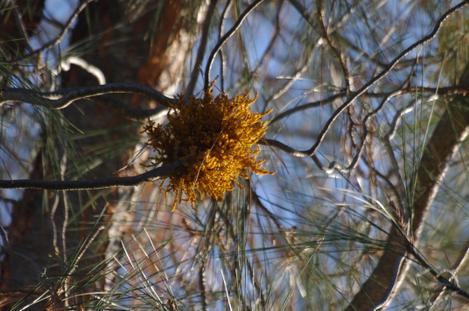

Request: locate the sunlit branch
(185, 0), (219, 98)
(217, 0), (232, 92)
(429, 241), (469, 307)
(204, 0), (265, 91)
(58, 56), (107, 85)
(260, 138), (333, 173)
(317, 0), (351, 92)
(386, 102), (416, 141)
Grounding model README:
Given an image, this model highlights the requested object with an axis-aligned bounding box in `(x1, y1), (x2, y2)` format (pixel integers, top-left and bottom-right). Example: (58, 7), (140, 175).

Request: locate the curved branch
(217, 0), (233, 92)
(260, 138), (330, 172)
(1, 82), (177, 109)
(10, 0), (95, 63)
(270, 86), (468, 125)
(184, 0), (219, 98)
(270, 93), (345, 125)
(300, 2), (469, 158)
(204, 0), (264, 91)
(317, 0), (351, 92)
(0, 162), (181, 191)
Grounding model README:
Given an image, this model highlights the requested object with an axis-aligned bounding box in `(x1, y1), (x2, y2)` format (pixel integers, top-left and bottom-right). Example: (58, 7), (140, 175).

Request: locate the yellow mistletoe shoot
(144, 91), (270, 204)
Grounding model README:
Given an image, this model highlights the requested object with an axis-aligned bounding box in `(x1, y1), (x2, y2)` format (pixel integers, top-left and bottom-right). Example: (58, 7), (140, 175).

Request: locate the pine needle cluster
(143, 91), (270, 204)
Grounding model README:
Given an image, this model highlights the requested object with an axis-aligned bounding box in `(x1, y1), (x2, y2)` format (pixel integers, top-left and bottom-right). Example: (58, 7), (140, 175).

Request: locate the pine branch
(1, 82), (176, 109)
(185, 0), (218, 98)
(0, 162), (181, 191)
(204, 0), (264, 91)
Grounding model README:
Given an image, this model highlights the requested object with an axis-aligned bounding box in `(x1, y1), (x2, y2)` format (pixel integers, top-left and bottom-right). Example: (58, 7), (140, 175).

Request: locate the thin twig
(270, 93), (344, 124)
(199, 258), (208, 311)
(252, 1), (283, 74)
(217, 0), (232, 92)
(96, 95), (168, 119)
(0, 161), (181, 190)
(338, 32), (438, 71)
(407, 244), (469, 301)
(10, 0), (32, 52)
(269, 85), (469, 127)
(317, 0), (350, 92)
(260, 138), (331, 172)
(10, 0), (95, 63)
(185, 0), (219, 98)
(204, 0), (264, 91)
(429, 240), (469, 308)
(268, 55), (312, 102)
(340, 79), (412, 174)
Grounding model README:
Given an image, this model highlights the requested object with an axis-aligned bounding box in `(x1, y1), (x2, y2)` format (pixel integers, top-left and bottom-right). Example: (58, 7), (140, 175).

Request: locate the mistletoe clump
(144, 91), (270, 204)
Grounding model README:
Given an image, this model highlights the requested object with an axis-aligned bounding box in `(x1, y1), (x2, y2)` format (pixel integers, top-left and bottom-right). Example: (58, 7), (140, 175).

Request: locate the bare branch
(317, 0), (351, 92)
(10, 0), (95, 63)
(185, 0), (219, 98)
(0, 161), (181, 190)
(270, 93), (345, 124)
(217, 0), (233, 92)
(269, 85), (469, 132)
(204, 0), (264, 91)
(1, 82), (176, 109)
